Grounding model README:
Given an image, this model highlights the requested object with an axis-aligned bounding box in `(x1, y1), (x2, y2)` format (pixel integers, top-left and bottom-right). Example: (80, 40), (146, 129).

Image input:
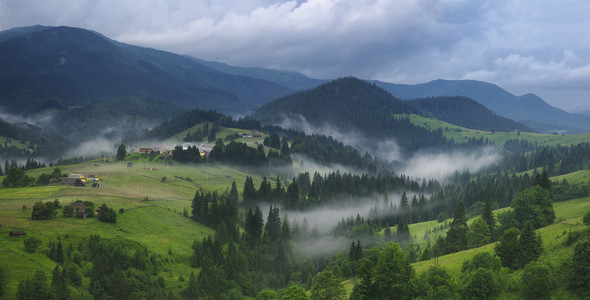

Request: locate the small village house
(9, 230), (26, 237)
(71, 202), (86, 218)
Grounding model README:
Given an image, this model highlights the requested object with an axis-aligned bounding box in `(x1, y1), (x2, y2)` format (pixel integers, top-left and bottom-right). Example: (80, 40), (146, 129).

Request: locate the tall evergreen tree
(396, 221), (411, 243)
(245, 206), (264, 245)
(52, 265), (69, 300)
(287, 181), (300, 209)
(243, 176), (257, 205)
(495, 227), (520, 269)
(532, 170), (552, 192)
(264, 206), (282, 242)
(445, 201), (468, 253)
(56, 239), (64, 264)
(116, 143), (126, 161)
(517, 223), (543, 268)
(481, 195), (496, 240)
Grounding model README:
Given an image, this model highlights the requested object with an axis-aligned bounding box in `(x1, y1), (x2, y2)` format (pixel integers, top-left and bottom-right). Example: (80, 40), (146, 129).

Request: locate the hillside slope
(407, 96), (531, 132)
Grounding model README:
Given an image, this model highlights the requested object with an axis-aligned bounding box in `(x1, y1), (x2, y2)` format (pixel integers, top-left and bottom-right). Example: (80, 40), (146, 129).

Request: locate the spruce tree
(52, 265), (69, 300)
(482, 195), (496, 240)
(243, 176), (257, 205)
(264, 206), (282, 242)
(445, 201), (468, 253)
(517, 223), (543, 268)
(495, 227), (520, 269)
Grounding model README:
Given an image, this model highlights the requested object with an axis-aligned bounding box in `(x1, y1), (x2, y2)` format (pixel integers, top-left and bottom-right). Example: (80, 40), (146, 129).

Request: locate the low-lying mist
(277, 114), (502, 182)
(258, 191), (429, 258)
(279, 115), (403, 162)
(400, 147), (501, 181)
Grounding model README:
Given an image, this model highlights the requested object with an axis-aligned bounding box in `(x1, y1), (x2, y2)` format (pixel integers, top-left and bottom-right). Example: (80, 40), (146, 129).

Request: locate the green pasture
(163, 122), (268, 147)
(552, 170), (590, 185)
(0, 159), (264, 298)
(0, 136), (28, 149)
(405, 113), (590, 147)
(412, 195), (590, 276)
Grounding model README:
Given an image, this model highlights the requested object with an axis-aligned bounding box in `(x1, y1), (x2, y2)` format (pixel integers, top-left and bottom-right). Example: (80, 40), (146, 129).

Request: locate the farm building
(68, 174), (87, 182)
(71, 202), (86, 218)
(9, 230), (26, 237)
(61, 178), (85, 186)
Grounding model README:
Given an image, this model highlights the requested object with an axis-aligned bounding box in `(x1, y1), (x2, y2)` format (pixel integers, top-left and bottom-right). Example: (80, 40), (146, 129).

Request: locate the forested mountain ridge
(0, 25), (293, 115)
(407, 96), (532, 132)
(253, 77), (522, 153)
(376, 79), (590, 133)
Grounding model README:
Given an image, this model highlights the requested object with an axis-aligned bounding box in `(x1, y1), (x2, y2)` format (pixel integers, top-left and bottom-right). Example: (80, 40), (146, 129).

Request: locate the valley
(0, 25), (589, 300)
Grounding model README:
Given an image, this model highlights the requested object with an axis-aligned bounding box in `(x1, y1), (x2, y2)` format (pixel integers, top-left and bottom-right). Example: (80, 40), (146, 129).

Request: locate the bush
(31, 201), (57, 220)
(463, 268), (499, 300)
(570, 238), (590, 298)
(97, 204), (117, 223)
(583, 210), (590, 226)
(62, 205), (74, 217)
(521, 262), (554, 300)
(24, 237), (42, 253)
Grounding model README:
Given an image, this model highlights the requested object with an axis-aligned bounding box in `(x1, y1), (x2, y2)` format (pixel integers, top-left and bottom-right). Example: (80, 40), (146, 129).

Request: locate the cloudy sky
(1, 0), (589, 112)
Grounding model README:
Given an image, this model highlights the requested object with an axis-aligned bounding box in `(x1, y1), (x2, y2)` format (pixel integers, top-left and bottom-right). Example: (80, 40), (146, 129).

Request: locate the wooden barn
(9, 230), (26, 237)
(71, 202), (87, 218)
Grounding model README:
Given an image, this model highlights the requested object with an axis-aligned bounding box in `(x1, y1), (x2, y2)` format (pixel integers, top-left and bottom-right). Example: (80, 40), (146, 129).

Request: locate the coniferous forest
(1, 77), (590, 299)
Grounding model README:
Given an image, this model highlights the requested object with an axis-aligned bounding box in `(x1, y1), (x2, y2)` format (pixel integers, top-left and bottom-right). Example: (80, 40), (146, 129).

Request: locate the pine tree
(116, 143), (126, 161)
(495, 227), (520, 269)
(287, 181), (300, 209)
(445, 201), (468, 253)
(517, 223), (543, 268)
(245, 206), (264, 245)
(52, 265), (69, 300)
(243, 176), (257, 205)
(482, 195), (496, 240)
(264, 206), (282, 242)
(56, 239), (64, 264)
(397, 221), (411, 243)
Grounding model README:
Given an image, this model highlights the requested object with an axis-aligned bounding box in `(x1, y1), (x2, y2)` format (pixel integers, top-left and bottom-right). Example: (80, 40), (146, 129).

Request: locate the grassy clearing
(0, 160), (255, 298)
(552, 170), (590, 185)
(412, 195), (590, 277)
(163, 122), (268, 148)
(406, 113), (590, 146)
(0, 136), (28, 149)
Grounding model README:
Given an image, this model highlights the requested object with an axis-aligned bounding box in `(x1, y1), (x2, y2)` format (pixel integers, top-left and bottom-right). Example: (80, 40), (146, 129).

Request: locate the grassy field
(163, 122), (268, 149)
(0, 136), (28, 149)
(405, 113), (590, 147)
(0, 159), (273, 298)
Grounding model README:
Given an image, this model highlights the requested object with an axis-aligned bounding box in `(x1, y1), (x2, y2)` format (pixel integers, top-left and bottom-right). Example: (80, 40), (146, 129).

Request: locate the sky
(1, 0), (589, 112)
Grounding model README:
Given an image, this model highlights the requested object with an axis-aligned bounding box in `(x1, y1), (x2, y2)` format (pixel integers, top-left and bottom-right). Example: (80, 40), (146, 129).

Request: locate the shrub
(24, 237), (42, 253)
(521, 262), (554, 300)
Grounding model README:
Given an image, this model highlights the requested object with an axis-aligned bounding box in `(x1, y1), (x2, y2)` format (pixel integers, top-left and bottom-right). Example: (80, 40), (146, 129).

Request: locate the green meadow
(0, 159), (271, 298)
(406, 113), (590, 146)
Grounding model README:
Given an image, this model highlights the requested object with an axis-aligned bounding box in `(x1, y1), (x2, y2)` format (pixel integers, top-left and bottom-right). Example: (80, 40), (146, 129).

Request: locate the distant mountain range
(376, 80), (590, 133)
(0, 25), (588, 156)
(0, 25), (298, 115)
